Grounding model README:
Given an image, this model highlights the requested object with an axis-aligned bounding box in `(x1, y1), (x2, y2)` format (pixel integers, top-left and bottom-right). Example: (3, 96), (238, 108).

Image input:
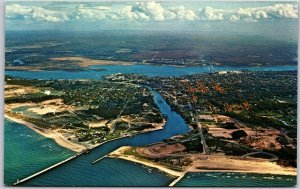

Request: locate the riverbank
(5, 115), (86, 152)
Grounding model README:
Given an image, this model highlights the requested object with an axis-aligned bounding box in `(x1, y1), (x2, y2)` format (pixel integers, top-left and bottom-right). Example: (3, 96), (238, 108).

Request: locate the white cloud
(32, 7), (69, 22)
(136, 1), (165, 21)
(114, 1), (165, 21)
(6, 4), (69, 22)
(167, 6), (197, 21)
(74, 5), (109, 20)
(229, 4), (298, 22)
(267, 4), (298, 19)
(198, 6), (224, 21)
(230, 8), (268, 22)
(5, 2), (298, 23)
(6, 4), (31, 15)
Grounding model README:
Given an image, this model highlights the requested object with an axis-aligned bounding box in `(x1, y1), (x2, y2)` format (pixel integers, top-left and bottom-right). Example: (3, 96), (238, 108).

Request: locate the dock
(13, 152), (84, 186)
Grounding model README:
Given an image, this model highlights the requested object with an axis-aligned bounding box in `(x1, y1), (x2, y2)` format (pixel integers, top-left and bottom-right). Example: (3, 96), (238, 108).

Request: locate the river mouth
(8, 86), (190, 186)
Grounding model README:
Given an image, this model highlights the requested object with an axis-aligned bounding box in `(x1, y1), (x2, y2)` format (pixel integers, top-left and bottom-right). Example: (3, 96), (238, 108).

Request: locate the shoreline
(5, 114), (86, 152)
(108, 146), (297, 182)
(4, 114), (167, 153)
(108, 146), (184, 177)
(187, 169), (297, 176)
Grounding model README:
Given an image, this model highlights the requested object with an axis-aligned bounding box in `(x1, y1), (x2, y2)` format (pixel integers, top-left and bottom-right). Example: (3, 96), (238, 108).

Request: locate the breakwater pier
(13, 152), (84, 186)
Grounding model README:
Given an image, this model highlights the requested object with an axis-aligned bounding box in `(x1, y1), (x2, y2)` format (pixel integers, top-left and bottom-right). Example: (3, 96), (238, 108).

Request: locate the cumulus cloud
(113, 5), (150, 21)
(112, 1), (165, 21)
(6, 4), (31, 15)
(6, 4), (69, 22)
(32, 7), (69, 22)
(134, 1), (165, 21)
(5, 2), (298, 23)
(73, 4), (109, 20)
(167, 6), (197, 21)
(267, 4), (298, 19)
(229, 4), (298, 22)
(198, 6), (224, 21)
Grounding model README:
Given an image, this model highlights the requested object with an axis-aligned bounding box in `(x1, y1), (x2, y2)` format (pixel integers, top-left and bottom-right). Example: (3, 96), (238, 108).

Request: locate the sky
(4, 1), (299, 40)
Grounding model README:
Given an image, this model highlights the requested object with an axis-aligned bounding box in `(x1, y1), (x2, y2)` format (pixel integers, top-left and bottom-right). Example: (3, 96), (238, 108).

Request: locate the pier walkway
(13, 152), (84, 186)
(92, 155), (107, 164)
(168, 171), (188, 186)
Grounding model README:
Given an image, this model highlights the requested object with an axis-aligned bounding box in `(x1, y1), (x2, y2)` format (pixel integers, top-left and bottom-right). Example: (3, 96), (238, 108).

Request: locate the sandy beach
(108, 146), (183, 177)
(188, 154), (297, 176)
(109, 146), (297, 179)
(5, 114), (86, 152)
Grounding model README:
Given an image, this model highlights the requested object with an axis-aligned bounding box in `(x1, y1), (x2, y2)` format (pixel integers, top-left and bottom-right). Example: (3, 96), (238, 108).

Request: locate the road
(195, 118), (208, 154)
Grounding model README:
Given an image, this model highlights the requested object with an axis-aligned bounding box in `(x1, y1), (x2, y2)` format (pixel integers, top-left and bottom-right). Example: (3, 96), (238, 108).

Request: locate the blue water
(176, 172), (296, 187)
(20, 157), (175, 187)
(5, 64), (297, 80)
(4, 119), (75, 185)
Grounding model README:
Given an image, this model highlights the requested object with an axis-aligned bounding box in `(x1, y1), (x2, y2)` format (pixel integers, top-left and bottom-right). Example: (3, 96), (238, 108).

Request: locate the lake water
(4, 119), (75, 185)
(5, 64), (297, 80)
(4, 65), (297, 186)
(175, 172), (296, 187)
